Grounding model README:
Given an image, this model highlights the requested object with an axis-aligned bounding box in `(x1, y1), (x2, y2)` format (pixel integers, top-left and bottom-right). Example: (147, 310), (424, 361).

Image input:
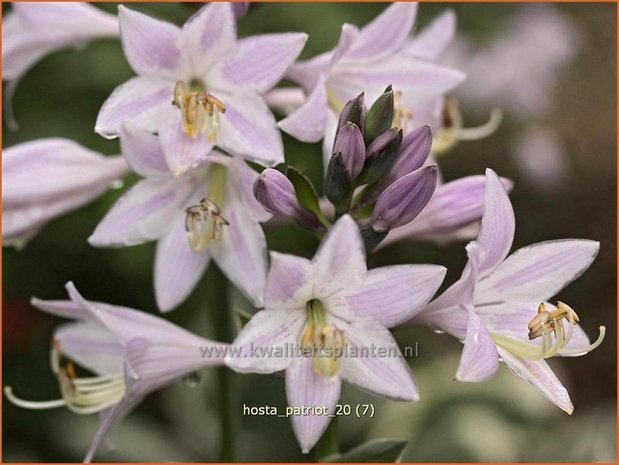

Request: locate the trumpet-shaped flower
(95, 3), (307, 176)
(412, 169), (605, 413)
(2, 2), (119, 127)
(89, 125), (270, 312)
(276, 3), (464, 152)
(3, 282), (228, 462)
(226, 215), (446, 452)
(2, 138), (129, 248)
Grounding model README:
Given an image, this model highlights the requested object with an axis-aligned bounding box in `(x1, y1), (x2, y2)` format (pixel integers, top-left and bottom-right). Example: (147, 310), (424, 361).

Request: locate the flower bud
(388, 125), (432, 181)
(364, 85), (394, 144)
(324, 153), (353, 207)
(336, 93), (366, 134)
(371, 164), (438, 232)
(356, 127), (402, 186)
(333, 122), (365, 179)
(253, 168), (318, 227)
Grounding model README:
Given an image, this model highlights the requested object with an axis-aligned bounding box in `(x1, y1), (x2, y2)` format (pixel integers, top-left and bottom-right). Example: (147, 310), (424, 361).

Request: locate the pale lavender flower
(412, 169), (605, 413)
(89, 125), (271, 312)
(95, 3), (308, 176)
(3, 282), (228, 462)
(226, 215), (446, 452)
(274, 3), (464, 152)
(333, 122), (365, 179)
(2, 3), (119, 128)
(2, 138), (129, 248)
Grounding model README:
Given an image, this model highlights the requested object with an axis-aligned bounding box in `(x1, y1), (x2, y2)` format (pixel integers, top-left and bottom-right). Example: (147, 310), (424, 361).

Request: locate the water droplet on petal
(183, 372), (201, 387)
(433, 329), (445, 335)
(109, 179), (124, 190)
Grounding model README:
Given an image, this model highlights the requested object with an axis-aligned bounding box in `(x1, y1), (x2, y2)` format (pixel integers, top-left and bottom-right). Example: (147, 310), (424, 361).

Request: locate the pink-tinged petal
(211, 184), (269, 306)
(497, 347), (573, 414)
(338, 319), (418, 401)
(64, 283), (212, 348)
(263, 87), (306, 114)
(218, 91), (284, 164)
(287, 53), (332, 92)
(88, 177), (197, 247)
(474, 168), (515, 276)
(265, 252), (313, 310)
(159, 116), (214, 177)
(30, 297), (91, 321)
(226, 309), (304, 374)
(228, 157), (272, 222)
(330, 23), (358, 66)
(219, 33), (308, 94)
(405, 9), (456, 60)
(118, 5), (182, 78)
(119, 124), (170, 178)
(54, 321), (125, 375)
(378, 175), (513, 246)
(455, 307), (500, 382)
(3, 190), (106, 246)
(84, 394), (142, 463)
(346, 3), (417, 60)
(477, 239), (599, 304)
(344, 265), (446, 327)
(3, 139), (128, 206)
(154, 219), (211, 312)
(125, 337), (226, 387)
(179, 3), (236, 77)
(278, 80), (329, 143)
(13, 2), (118, 31)
(286, 357), (341, 453)
(330, 57), (465, 105)
(95, 76), (173, 138)
(311, 215), (366, 297)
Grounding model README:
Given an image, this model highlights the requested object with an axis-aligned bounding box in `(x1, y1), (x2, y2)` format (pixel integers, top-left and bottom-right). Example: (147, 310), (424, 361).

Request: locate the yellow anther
(185, 198), (229, 253)
(172, 80), (226, 141)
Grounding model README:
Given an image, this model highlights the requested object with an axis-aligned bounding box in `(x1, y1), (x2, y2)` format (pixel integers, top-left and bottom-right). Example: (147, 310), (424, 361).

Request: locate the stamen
(392, 90), (413, 131)
(172, 80), (226, 141)
(301, 300), (346, 377)
(493, 301), (605, 360)
(5, 341), (126, 415)
(185, 198), (229, 253)
(432, 98), (502, 155)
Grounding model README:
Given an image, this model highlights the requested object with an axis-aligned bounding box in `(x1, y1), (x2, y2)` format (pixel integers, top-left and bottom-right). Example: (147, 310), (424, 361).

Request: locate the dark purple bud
(389, 125), (432, 181)
(253, 168), (318, 227)
(356, 128), (402, 185)
(337, 93), (366, 134)
(333, 122), (365, 179)
(371, 164), (438, 231)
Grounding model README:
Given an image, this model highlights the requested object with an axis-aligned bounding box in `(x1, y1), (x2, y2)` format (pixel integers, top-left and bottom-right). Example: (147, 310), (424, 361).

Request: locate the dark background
(3, 2), (616, 462)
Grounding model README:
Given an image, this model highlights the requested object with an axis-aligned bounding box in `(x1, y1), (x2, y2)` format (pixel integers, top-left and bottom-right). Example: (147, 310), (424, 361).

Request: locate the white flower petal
(265, 252), (313, 310)
(159, 115), (214, 177)
(404, 9), (456, 60)
(95, 76), (173, 138)
(119, 124), (170, 178)
(456, 307), (500, 382)
(118, 5), (182, 78)
(286, 356), (341, 453)
(311, 215), (366, 298)
(338, 319), (418, 401)
(226, 309), (304, 374)
(154, 219), (211, 312)
(278, 80), (329, 143)
(498, 347), (573, 414)
(477, 239), (600, 303)
(344, 265), (446, 327)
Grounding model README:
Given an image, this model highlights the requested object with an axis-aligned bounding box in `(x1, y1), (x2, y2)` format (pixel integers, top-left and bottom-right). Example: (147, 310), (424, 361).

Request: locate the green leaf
(285, 166), (322, 218)
(325, 438), (408, 463)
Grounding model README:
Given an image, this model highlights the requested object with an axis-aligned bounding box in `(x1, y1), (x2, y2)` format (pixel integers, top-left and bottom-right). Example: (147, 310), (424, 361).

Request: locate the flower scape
(2, 2), (611, 463)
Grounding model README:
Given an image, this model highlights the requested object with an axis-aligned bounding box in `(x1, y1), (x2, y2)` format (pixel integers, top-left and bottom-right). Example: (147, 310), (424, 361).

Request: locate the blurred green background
(3, 2), (616, 462)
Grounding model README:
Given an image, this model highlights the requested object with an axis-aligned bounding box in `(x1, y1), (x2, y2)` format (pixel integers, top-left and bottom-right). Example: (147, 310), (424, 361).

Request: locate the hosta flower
(89, 125), (270, 312)
(2, 138), (129, 248)
(95, 3), (307, 176)
(226, 215), (446, 452)
(275, 3), (464, 152)
(412, 169), (605, 413)
(2, 2), (119, 127)
(3, 282), (228, 462)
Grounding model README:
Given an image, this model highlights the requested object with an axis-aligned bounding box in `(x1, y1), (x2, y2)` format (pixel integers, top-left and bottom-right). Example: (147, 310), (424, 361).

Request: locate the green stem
(314, 417), (339, 461)
(205, 263), (237, 462)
